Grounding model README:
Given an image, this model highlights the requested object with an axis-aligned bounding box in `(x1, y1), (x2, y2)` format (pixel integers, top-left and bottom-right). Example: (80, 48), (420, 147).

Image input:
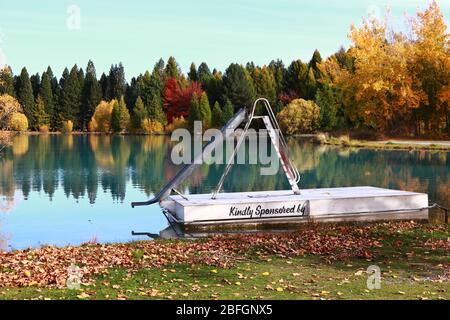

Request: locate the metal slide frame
(131, 98), (301, 208)
(212, 98), (300, 199)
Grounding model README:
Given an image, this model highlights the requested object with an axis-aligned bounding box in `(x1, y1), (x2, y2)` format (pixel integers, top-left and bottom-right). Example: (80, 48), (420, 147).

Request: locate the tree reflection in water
(0, 134), (448, 210)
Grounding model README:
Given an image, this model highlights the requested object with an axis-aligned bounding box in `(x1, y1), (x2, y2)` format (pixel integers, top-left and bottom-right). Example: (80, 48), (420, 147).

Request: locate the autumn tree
(132, 96), (147, 128)
(0, 94), (23, 129)
(198, 92), (212, 128)
(277, 99), (320, 134)
(119, 96), (130, 131)
(33, 95), (50, 129)
(163, 78), (203, 122)
(410, 0), (450, 135)
(89, 100), (114, 133)
(251, 66), (277, 106)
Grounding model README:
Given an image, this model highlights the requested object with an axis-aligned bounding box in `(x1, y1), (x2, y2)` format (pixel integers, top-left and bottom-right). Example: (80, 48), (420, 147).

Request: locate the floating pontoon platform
(160, 186), (428, 227)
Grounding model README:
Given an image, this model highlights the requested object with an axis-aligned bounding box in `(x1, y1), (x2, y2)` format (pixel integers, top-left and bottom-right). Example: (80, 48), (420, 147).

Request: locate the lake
(0, 134), (448, 251)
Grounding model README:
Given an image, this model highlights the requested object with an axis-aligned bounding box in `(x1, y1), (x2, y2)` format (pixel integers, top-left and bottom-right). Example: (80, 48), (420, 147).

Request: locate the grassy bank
(315, 134), (450, 151)
(0, 222), (448, 300)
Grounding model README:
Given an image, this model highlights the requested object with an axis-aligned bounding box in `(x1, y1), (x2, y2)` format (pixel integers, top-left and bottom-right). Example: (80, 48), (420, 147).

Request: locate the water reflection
(0, 135), (448, 249)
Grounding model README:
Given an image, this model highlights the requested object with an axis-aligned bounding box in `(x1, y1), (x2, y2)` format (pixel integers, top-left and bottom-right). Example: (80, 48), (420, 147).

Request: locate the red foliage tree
(163, 78), (203, 122)
(279, 90), (299, 105)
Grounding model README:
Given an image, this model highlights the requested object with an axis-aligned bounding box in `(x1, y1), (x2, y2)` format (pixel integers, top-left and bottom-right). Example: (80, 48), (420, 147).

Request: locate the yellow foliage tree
(9, 112), (29, 132)
(319, 1), (449, 136)
(89, 100), (116, 133)
(61, 120), (73, 134)
(141, 118), (164, 134)
(277, 99), (320, 134)
(0, 94), (23, 130)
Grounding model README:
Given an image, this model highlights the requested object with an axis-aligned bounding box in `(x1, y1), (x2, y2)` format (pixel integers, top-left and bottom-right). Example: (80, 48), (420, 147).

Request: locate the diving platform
(131, 98), (430, 232)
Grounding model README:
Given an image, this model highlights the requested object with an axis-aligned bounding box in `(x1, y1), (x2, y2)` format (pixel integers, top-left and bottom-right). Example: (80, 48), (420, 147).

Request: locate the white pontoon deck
(160, 187), (428, 225)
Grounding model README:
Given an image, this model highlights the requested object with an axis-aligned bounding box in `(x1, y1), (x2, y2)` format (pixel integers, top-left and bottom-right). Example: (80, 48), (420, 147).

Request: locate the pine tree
(111, 100), (121, 132)
(285, 59), (317, 100)
(40, 71), (55, 129)
(0, 66), (15, 96)
(30, 73), (41, 98)
(309, 49), (323, 79)
(188, 63), (198, 81)
(56, 68), (69, 127)
(315, 85), (338, 131)
(222, 99), (234, 123)
(108, 63), (126, 99)
(33, 95), (50, 129)
(81, 60), (101, 130)
(133, 96), (147, 128)
(17, 67), (35, 127)
(204, 70), (223, 107)
(148, 93), (167, 125)
(198, 92), (212, 128)
(222, 63), (256, 109)
(252, 67), (277, 106)
(60, 65), (82, 128)
(211, 101), (223, 127)
(268, 59), (286, 96)
(99, 73), (110, 101)
(164, 56), (179, 79)
(153, 58), (165, 79)
(197, 62), (212, 85)
(188, 93), (201, 129)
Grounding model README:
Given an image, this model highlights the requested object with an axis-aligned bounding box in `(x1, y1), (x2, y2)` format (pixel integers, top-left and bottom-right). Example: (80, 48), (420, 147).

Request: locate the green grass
(0, 224), (448, 300)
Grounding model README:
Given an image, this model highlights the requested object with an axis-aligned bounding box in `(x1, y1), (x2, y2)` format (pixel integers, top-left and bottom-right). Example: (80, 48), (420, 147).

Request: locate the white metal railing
(211, 98), (301, 199)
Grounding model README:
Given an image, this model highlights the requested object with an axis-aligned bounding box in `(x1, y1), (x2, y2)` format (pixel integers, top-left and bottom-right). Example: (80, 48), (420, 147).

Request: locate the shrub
(87, 118), (98, 132)
(165, 116), (186, 133)
(61, 120), (73, 134)
(338, 135), (351, 147)
(141, 118), (164, 134)
(38, 125), (49, 133)
(9, 112), (28, 132)
(314, 132), (329, 144)
(277, 99), (320, 134)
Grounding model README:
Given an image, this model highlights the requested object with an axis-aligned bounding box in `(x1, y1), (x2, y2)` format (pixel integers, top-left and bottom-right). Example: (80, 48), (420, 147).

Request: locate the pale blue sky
(0, 0), (449, 79)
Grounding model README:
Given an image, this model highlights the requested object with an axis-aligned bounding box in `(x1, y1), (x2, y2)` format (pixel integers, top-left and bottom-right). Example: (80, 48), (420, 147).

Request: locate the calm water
(0, 135), (449, 250)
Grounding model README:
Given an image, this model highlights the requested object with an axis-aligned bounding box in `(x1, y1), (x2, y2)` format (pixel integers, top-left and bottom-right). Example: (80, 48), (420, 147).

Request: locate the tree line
(0, 1), (448, 137)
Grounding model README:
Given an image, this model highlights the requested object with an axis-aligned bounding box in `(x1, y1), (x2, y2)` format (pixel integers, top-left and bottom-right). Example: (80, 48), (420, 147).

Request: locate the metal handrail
(256, 98), (300, 184)
(211, 98), (301, 199)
